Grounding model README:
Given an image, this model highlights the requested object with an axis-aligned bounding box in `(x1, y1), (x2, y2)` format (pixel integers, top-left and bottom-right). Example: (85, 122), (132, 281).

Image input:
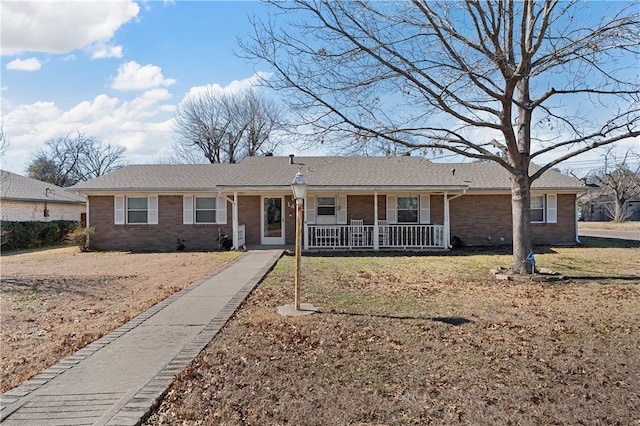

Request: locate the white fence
(307, 224), (445, 250)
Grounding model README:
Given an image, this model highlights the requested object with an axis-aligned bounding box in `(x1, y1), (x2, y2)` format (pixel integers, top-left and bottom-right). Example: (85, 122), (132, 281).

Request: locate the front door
(261, 196), (285, 245)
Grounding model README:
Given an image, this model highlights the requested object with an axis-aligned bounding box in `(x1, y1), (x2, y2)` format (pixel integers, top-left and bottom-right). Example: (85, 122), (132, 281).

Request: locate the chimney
(289, 154), (295, 165)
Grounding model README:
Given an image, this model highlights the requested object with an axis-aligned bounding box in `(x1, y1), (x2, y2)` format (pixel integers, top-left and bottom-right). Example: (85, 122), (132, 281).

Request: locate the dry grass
(0, 247), (241, 392)
(148, 246), (640, 425)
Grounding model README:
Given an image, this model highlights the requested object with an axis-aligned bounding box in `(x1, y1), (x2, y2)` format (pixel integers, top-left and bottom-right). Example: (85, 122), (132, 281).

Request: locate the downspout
(303, 194), (309, 250)
(575, 191), (589, 244)
(445, 190), (467, 249)
(85, 196), (90, 247)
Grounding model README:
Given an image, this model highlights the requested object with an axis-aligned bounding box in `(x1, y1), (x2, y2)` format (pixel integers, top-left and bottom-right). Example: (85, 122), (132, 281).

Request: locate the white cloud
(1, 1), (139, 55)
(1, 90), (176, 174)
(6, 57), (42, 71)
(90, 43), (124, 59)
(111, 61), (176, 91)
(183, 72), (272, 100)
(0, 71), (282, 174)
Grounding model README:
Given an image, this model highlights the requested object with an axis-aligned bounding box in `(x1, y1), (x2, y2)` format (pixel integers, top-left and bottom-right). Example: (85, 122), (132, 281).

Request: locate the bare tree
(78, 138), (127, 181)
(27, 155), (74, 187)
(27, 133), (126, 186)
(591, 149), (640, 222)
(173, 87), (283, 163)
(244, 0), (640, 273)
(156, 141), (211, 165)
(0, 121), (7, 157)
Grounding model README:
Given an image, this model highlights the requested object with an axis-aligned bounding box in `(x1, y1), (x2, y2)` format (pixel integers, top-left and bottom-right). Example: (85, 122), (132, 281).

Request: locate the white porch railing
(237, 224), (246, 248)
(307, 224), (445, 250)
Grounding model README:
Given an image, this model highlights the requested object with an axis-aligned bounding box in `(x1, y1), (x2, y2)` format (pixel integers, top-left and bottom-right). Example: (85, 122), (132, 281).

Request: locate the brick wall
(1, 200), (84, 222)
(237, 195), (297, 246)
(88, 192), (576, 251)
(89, 195), (233, 251)
(347, 195), (376, 224)
(238, 195), (261, 246)
(449, 193), (576, 246)
(531, 194), (576, 245)
(430, 195), (445, 224)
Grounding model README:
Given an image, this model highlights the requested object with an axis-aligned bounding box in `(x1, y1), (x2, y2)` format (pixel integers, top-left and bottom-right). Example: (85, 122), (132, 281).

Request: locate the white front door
(261, 196), (285, 245)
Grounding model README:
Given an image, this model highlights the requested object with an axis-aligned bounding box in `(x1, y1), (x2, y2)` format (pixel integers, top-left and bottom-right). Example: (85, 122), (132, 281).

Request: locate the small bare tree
(0, 121), (7, 157)
(27, 133), (126, 186)
(592, 149), (640, 222)
(244, 0), (640, 273)
(173, 88), (284, 164)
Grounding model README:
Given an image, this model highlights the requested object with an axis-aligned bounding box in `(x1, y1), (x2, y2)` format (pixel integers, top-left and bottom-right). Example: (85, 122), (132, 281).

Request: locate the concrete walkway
(0, 249), (283, 426)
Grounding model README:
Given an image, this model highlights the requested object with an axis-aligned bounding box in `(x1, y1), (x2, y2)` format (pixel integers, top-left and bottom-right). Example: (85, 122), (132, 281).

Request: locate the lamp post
(291, 170), (307, 311)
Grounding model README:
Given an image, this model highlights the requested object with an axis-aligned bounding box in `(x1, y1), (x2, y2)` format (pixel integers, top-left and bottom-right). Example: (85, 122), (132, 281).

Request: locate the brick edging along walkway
(1, 250), (283, 425)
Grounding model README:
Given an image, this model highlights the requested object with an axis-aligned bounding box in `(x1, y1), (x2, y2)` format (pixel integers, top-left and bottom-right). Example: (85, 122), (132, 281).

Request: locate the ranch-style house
(70, 155), (585, 252)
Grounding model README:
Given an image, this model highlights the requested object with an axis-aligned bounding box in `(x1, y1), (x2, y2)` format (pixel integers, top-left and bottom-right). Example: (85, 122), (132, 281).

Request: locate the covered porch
(300, 190), (464, 251)
(227, 188), (466, 251)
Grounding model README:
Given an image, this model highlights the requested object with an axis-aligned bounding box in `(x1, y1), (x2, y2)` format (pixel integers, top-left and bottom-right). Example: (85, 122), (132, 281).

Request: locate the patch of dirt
(0, 246), (240, 392)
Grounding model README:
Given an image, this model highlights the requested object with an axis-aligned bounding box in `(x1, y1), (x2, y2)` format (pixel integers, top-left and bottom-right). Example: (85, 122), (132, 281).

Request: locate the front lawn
(147, 244), (640, 425)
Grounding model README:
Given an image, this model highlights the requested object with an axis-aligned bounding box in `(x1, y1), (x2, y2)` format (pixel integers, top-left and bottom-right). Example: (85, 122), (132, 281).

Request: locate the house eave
(76, 185), (470, 195)
(1, 197), (86, 204)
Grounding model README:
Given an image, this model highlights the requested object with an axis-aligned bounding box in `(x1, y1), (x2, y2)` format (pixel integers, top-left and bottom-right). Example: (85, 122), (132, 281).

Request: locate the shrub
(69, 226), (95, 252)
(0, 220), (79, 251)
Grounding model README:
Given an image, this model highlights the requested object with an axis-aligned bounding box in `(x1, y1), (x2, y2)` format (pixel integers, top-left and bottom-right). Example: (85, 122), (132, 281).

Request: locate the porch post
(232, 192), (239, 250)
(373, 191), (379, 251)
(443, 191), (450, 249)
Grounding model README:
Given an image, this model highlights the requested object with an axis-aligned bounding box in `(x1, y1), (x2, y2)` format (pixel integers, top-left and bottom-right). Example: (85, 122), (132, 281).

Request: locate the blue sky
(1, 1), (638, 177)
(1, 0), (285, 174)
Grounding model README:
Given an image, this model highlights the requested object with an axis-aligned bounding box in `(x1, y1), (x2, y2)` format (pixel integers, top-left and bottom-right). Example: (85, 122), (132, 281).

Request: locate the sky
(1, 0), (638, 178)
(1, 0), (288, 174)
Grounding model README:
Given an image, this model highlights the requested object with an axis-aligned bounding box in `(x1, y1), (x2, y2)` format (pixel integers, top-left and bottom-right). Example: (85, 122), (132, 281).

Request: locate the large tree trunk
(511, 170), (532, 274)
(512, 63), (533, 274)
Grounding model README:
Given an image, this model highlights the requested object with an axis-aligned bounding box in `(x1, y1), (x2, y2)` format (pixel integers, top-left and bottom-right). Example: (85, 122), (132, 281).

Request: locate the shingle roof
(233, 156), (464, 188)
(70, 164), (238, 192)
(1, 170), (87, 204)
(69, 156), (584, 192)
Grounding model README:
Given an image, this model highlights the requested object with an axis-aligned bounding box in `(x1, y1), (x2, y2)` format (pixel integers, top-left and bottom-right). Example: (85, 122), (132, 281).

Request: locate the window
(115, 195), (157, 225)
(530, 195), (544, 223)
(397, 196), (418, 223)
(127, 197), (148, 223)
(183, 195), (226, 225)
(317, 197), (336, 216)
(195, 197), (216, 223)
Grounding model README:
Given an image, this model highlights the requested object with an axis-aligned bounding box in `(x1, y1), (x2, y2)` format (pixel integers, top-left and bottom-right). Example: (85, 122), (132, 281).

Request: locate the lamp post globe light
(291, 171), (307, 200)
(291, 170), (307, 310)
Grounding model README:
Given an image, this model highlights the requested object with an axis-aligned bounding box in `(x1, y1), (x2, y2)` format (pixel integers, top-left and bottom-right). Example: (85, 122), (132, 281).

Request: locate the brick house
(70, 156), (585, 251)
(1, 170), (86, 222)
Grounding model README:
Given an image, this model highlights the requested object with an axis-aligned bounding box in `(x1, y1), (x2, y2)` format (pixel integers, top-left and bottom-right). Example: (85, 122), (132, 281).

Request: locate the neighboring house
(580, 191), (640, 222)
(1, 170), (86, 222)
(70, 156), (585, 252)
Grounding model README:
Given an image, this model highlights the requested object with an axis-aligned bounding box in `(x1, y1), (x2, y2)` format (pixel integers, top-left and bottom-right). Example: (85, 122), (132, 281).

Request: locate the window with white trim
(115, 195), (158, 225)
(530, 195), (545, 223)
(195, 197), (217, 223)
(127, 197), (148, 224)
(317, 197), (336, 216)
(397, 196), (418, 223)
